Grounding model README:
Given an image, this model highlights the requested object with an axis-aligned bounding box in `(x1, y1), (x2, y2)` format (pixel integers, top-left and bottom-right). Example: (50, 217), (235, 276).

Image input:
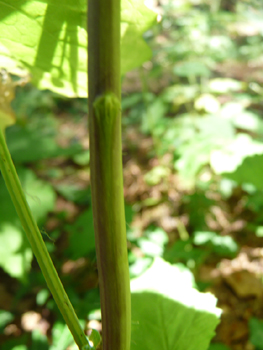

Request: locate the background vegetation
(1, 0), (263, 349)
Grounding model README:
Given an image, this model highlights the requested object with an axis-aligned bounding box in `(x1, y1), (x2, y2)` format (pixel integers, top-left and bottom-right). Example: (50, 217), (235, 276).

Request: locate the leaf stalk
(0, 129), (89, 350)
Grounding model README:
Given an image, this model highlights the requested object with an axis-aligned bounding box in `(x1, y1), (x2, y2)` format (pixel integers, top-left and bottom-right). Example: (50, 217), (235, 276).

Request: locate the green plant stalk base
(0, 128), (89, 350)
(89, 93), (131, 350)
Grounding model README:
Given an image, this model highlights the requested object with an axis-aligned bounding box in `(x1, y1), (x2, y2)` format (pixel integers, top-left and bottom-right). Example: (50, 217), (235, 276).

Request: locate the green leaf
(49, 319), (87, 350)
(137, 226), (168, 257)
(211, 134), (263, 174)
(175, 115), (234, 182)
(0, 0), (156, 97)
(19, 168), (56, 223)
(0, 167), (56, 278)
(65, 209), (96, 260)
(249, 318), (263, 350)
(31, 329), (49, 350)
(193, 231), (238, 257)
(208, 343), (231, 350)
(36, 289), (50, 306)
(255, 226), (263, 237)
(89, 329), (101, 349)
(174, 61), (211, 78)
(129, 257), (153, 278)
(163, 240), (208, 268)
(73, 150), (90, 166)
(121, 0), (156, 74)
(222, 154), (263, 190)
(50, 322), (74, 350)
(0, 224), (32, 279)
(219, 102), (263, 134)
(56, 184), (91, 205)
(6, 124), (83, 164)
(1, 334), (28, 350)
(0, 310), (14, 330)
(209, 78), (244, 93)
(131, 258), (221, 350)
(194, 94), (220, 113)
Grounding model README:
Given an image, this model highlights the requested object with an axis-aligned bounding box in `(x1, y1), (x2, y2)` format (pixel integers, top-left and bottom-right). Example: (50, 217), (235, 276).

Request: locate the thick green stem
(0, 129), (89, 350)
(88, 1), (131, 350)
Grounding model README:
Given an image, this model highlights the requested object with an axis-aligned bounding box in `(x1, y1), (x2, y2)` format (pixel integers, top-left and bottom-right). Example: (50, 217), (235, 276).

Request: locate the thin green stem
(0, 129), (89, 350)
(88, 1), (131, 350)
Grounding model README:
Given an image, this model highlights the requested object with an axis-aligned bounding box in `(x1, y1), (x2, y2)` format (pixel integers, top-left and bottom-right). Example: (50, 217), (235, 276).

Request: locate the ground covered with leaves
(2, 0), (263, 349)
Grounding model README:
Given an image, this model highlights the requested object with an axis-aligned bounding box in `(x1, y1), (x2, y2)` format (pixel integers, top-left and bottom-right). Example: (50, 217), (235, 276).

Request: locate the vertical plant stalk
(0, 129), (89, 350)
(88, 1), (131, 350)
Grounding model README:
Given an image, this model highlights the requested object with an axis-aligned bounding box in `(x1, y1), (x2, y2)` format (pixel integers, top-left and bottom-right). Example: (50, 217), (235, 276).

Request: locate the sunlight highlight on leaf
(0, 0), (156, 97)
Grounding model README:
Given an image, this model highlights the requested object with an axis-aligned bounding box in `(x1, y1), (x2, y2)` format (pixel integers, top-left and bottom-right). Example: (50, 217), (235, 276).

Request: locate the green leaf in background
(129, 257), (153, 279)
(6, 124), (83, 164)
(31, 329), (49, 350)
(0, 310), (14, 331)
(222, 154), (263, 191)
(163, 240), (208, 268)
(208, 78), (244, 93)
(73, 150), (90, 166)
(193, 231), (238, 257)
(0, 224), (32, 279)
(0, 0), (156, 97)
(208, 343), (231, 350)
(219, 102), (263, 134)
(0, 167), (56, 278)
(50, 321), (75, 350)
(194, 94), (220, 114)
(130, 258), (221, 350)
(249, 318), (263, 350)
(19, 168), (56, 223)
(2, 333), (28, 350)
(121, 0), (156, 74)
(10, 346), (27, 350)
(175, 115), (234, 183)
(174, 61), (211, 78)
(141, 97), (168, 134)
(137, 226), (168, 257)
(65, 209), (95, 260)
(56, 183), (91, 205)
(89, 329), (102, 350)
(210, 134), (263, 175)
(255, 226), (263, 237)
(36, 289), (50, 306)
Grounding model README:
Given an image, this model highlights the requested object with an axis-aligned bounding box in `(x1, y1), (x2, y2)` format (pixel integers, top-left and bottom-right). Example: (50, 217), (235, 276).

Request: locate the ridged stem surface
(88, 1), (131, 350)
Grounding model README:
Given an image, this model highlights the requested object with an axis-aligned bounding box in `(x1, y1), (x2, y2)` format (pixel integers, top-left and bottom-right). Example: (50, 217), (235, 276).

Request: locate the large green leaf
(0, 0), (156, 97)
(0, 167), (56, 278)
(131, 258), (221, 350)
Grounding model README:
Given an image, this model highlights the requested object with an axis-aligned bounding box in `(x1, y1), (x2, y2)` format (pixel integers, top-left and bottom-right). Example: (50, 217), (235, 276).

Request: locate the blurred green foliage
(249, 318), (263, 350)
